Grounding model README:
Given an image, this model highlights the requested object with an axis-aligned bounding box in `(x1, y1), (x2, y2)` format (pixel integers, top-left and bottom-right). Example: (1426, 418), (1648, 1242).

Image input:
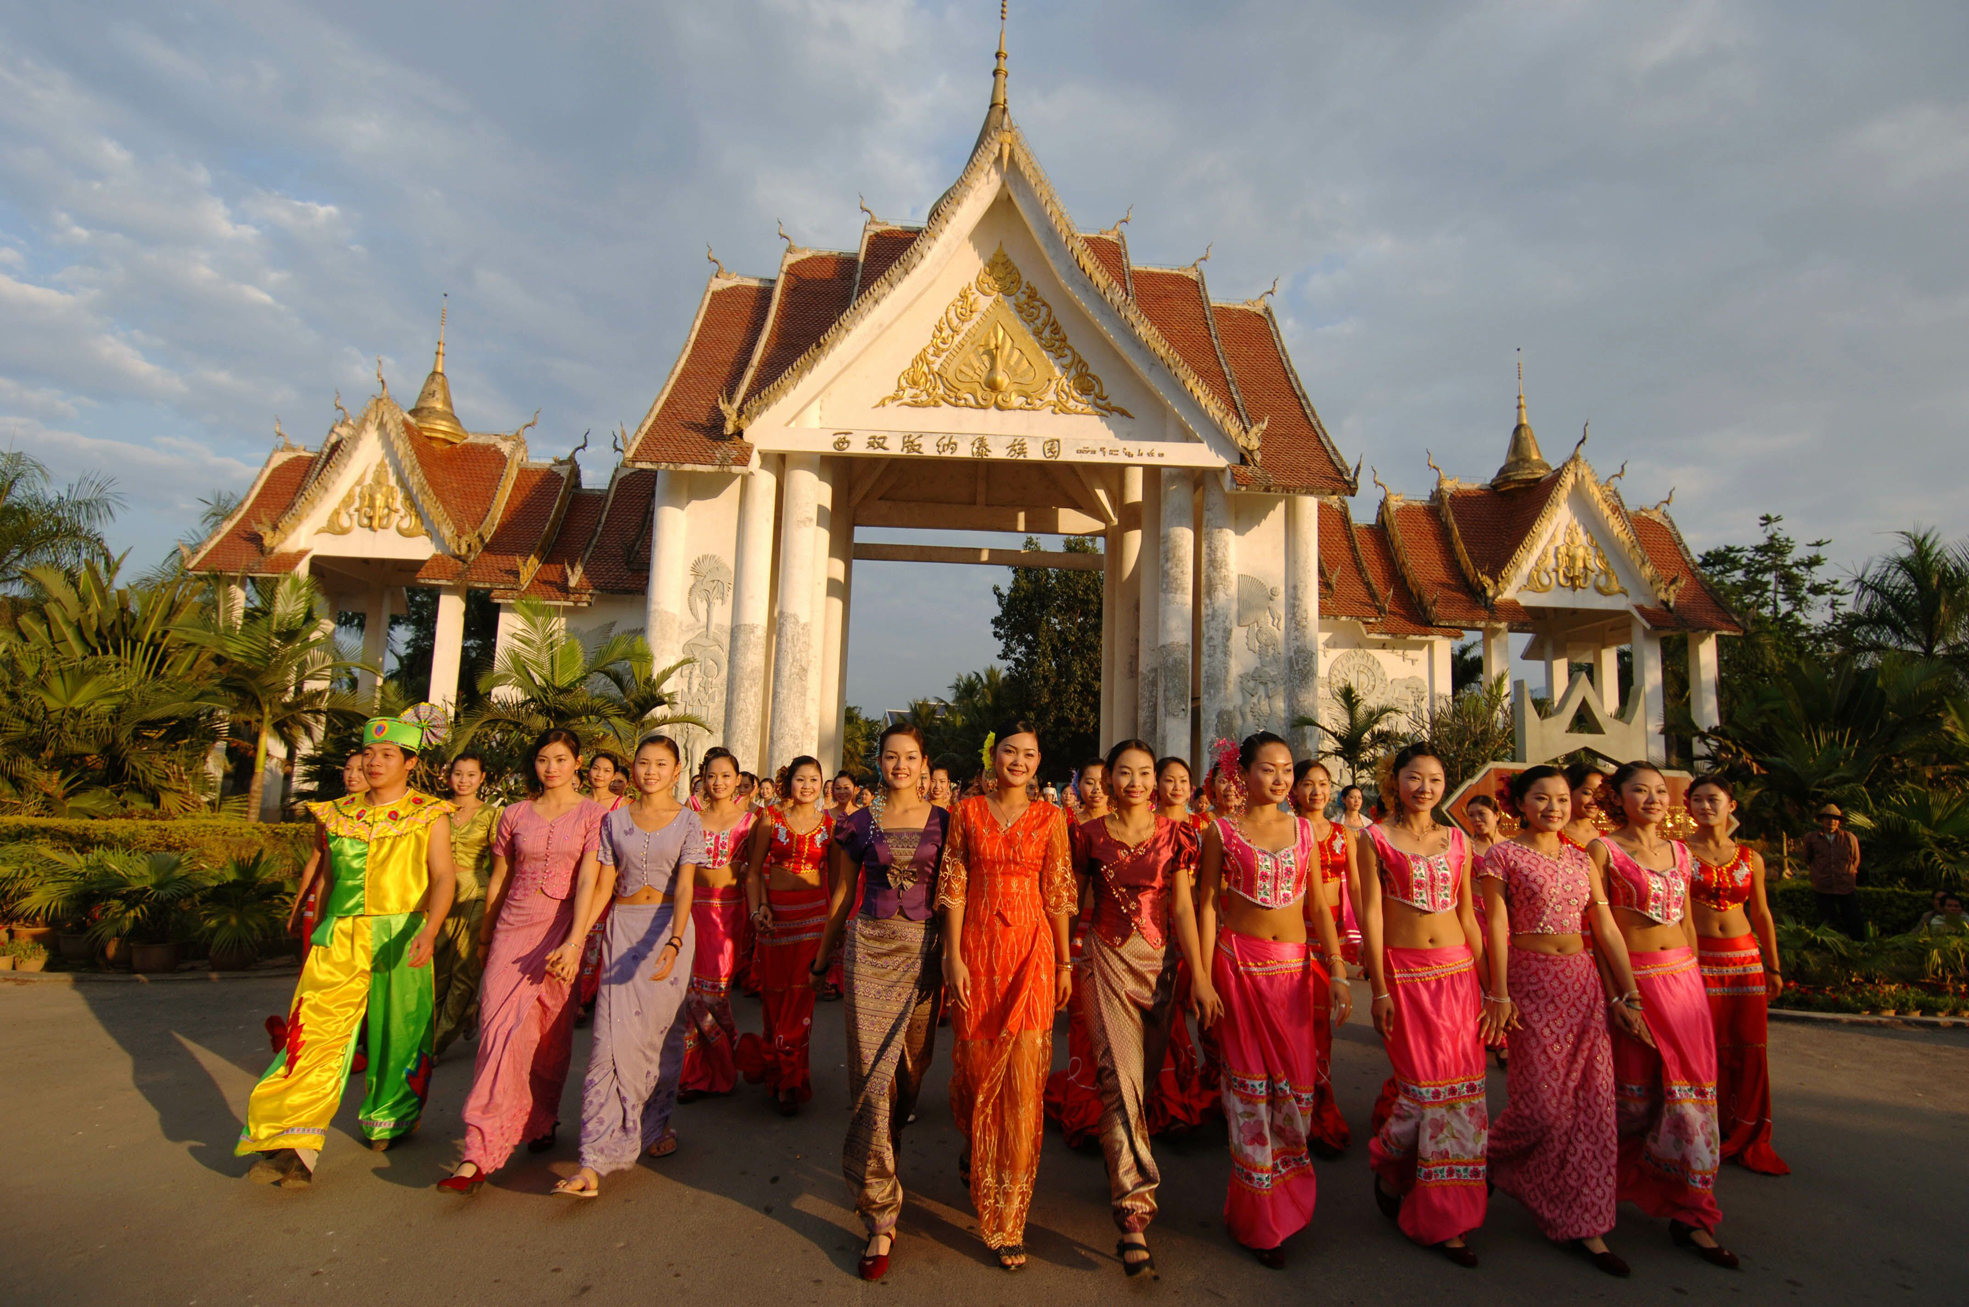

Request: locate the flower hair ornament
(979, 731), (997, 770)
(1205, 735), (1248, 816)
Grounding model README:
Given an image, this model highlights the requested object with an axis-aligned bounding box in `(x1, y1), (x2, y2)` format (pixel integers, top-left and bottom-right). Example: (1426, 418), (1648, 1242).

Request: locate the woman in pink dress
(1359, 744), (1487, 1267)
(679, 747), (757, 1099)
(1196, 732), (1351, 1269)
(1589, 762), (1741, 1269)
(439, 728), (606, 1192)
(1480, 765), (1651, 1277)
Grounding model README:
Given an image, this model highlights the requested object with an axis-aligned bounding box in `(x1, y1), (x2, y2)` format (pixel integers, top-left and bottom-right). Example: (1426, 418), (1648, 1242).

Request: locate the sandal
(646, 1131), (678, 1159)
(552, 1171), (600, 1199)
(436, 1162), (484, 1195)
(246, 1149), (300, 1185)
(995, 1244), (1027, 1271)
(1117, 1235), (1155, 1278)
(858, 1232), (893, 1282)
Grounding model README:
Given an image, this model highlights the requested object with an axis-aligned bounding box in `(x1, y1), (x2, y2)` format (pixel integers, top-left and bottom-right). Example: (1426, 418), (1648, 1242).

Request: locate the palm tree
(1848, 528), (1969, 675)
(175, 574), (368, 821)
(0, 450), (121, 597)
(1297, 684), (1407, 789)
(453, 600), (703, 765)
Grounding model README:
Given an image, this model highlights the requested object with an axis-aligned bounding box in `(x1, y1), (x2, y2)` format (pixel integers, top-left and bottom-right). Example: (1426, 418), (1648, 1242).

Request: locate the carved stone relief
(676, 554), (734, 732)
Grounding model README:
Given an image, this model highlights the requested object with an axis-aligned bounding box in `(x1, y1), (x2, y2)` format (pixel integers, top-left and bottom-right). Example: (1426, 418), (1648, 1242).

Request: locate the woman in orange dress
(939, 720), (1076, 1270)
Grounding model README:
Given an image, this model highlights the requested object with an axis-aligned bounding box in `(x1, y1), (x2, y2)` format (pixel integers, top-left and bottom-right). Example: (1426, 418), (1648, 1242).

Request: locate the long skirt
(576, 900), (613, 1009)
(433, 897), (486, 1057)
(1308, 942), (1352, 1154)
(948, 912), (1055, 1249)
(578, 902), (695, 1174)
(1616, 948), (1724, 1231)
(681, 884), (744, 1095)
(1147, 959), (1222, 1134)
(1487, 949), (1616, 1241)
(1699, 934), (1789, 1175)
(237, 912), (433, 1155)
(736, 885), (828, 1101)
(843, 915), (943, 1235)
(1212, 931), (1323, 1249)
(460, 891), (577, 1172)
(1043, 916), (1103, 1146)
(1369, 945), (1488, 1245)
(1082, 931), (1181, 1233)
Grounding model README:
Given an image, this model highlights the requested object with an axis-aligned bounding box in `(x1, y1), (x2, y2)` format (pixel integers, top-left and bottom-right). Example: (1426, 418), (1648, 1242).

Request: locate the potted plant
(194, 852), (293, 972)
(14, 848), (101, 965)
(8, 939), (48, 972)
(85, 852), (210, 974)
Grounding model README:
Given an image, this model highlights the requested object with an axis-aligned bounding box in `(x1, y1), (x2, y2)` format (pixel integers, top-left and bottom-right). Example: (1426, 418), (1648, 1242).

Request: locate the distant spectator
(1920, 892), (1966, 936)
(1800, 803), (1863, 937)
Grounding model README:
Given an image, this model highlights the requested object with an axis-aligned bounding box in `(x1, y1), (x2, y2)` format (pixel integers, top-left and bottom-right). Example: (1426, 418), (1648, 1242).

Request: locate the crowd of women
(241, 712), (1789, 1283)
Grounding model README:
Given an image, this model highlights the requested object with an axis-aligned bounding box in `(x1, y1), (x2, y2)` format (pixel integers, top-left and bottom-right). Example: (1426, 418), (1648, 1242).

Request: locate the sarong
(433, 897), (486, 1056)
(237, 911), (434, 1154)
(1369, 944), (1488, 1245)
(1083, 931), (1180, 1232)
(948, 913), (1054, 1249)
(735, 885), (828, 1100)
(460, 891), (576, 1171)
(1043, 916), (1103, 1146)
(1146, 958), (1222, 1134)
(1212, 930), (1321, 1248)
(1616, 948), (1723, 1230)
(1699, 934), (1789, 1175)
(1487, 948), (1615, 1240)
(578, 902), (695, 1174)
(1308, 942), (1352, 1154)
(681, 883), (744, 1095)
(843, 916), (943, 1235)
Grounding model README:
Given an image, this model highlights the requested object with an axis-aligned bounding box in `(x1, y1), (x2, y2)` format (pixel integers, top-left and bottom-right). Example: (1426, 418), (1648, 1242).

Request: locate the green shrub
(1768, 879), (1932, 935)
(5, 938), (46, 961)
(0, 816), (313, 872)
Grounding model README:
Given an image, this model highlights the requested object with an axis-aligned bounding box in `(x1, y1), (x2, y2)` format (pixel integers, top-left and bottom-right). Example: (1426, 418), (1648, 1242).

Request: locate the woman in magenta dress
(1359, 744), (1487, 1267)
(1290, 758), (1358, 1156)
(679, 747), (757, 1099)
(1481, 765), (1652, 1277)
(1196, 732), (1351, 1269)
(1589, 762), (1742, 1269)
(440, 728), (606, 1192)
(1685, 775), (1789, 1175)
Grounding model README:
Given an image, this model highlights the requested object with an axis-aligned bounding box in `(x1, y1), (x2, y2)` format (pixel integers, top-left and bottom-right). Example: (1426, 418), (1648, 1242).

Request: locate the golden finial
(1652, 487), (1676, 513)
(1492, 347), (1551, 490)
(376, 356), (388, 398)
(706, 244), (727, 276)
(407, 297), (468, 442)
(1606, 460), (1629, 487)
(991, 1), (1009, 110)
(435, 293), (447, 373)
(1516, 347), (1525, 423)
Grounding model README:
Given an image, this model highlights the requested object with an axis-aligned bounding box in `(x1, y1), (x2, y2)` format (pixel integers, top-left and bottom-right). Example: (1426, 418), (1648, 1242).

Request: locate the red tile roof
(742, 250), (860, 406)
(1440, 477), (1563, 588)
(579, 468), (657, 595)
(626, 278), (773, 467)
(442, 465), (566, 589)
(1131, 266), (1241, 418)
(1213, 302), (1354, 495)
(856, 225), (921, 297)
(1080, 230), (1131, 295)
(1317, 498), (1381, 623)
(1383, 498), (1492, 628)
(1354, 522), (1459, 637)
(186, 450), (314, 573)
(1630, 511), (1742, 634)
(397, 430), (515, 544)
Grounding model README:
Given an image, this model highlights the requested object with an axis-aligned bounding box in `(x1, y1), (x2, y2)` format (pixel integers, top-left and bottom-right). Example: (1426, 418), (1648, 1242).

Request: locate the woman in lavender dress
(552, 734), (702, 1198)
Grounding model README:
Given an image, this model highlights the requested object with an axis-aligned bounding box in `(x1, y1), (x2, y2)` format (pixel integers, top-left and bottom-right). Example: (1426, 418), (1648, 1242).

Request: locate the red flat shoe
(858, 1233), (892, 1281)
(1438, 1241), (1479, 1269)
(1671, 1220), (1740, 1269)
(437, 1164), (484, 1195)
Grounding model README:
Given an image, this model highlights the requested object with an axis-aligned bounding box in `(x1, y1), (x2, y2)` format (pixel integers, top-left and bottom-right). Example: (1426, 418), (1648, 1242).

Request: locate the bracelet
(1056, 961), (1073, 970)
(1371, 991), (1391, 1001)
(809, 961), (828, 976)
(1592, 898), (1609, 906)
(1484, 994), (1512, 1005)
(661, 937), (682, 952)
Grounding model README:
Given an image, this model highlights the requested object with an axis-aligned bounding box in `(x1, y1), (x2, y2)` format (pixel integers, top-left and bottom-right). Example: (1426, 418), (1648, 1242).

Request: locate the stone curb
(0, 965), (301, 986)
(1769, 1006), (1965, 1031)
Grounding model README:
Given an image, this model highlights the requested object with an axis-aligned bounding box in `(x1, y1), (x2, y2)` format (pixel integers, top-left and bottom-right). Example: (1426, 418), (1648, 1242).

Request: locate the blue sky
(2, 1), (1965, 710)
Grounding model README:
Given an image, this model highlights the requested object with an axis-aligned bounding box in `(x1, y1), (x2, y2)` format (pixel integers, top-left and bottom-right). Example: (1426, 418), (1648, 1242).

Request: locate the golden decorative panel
(1524, 520), (1624, 595)
(878, 244), (1131, 417)
(321, 462), (428, 538)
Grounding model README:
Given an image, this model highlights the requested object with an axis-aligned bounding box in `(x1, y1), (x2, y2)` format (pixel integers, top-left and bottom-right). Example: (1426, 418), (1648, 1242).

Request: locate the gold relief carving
(878, 244), (1132, 418)
(1523, 521), (1624, 595)
(321, 462), (427, 538)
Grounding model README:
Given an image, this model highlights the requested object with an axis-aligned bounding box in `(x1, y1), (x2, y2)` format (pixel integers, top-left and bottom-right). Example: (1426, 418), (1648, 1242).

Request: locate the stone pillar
(489, 602), (523, 702)
(646, 469), (690, 671)
(1198, 473), (1235, 746)
(1116, 467), (1144, 742)
(767, 454), (821, 768)
(1283, 494), (1320, 757)
(428, 585), (468, 709)
(1429, 638), (1456, 707)
(358, 584), (392, 703)
(1593, 644), (1620, 711)
(818, 469), (851, 772)
(809, 465), (836, 767)
(1632, 614), (1666, 764)
(1136, 475), (1162, 743)
(723, 457), (779, 772)
(1481, 624), (1512, 692)
(1689, 631), (1720, 758)
(1100, 522), (1119, 747)
(1157, 469), (1195, 761)
(1543, 641), (1569, 702)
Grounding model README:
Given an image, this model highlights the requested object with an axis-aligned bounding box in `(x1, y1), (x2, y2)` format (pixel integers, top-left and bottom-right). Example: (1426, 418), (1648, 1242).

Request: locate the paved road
(2, 972), (1964, 1305)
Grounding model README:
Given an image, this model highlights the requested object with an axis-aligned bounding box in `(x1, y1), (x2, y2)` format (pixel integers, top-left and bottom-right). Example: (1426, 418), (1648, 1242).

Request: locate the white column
(489, 602), (523, 702)
(1593, 644), (1620, 711)
(646, 469), (690, 671)
(809, 464), (836, 766)
(1283, 494), (1320, 756)
(1158, 469), (1195, 760)
(1689, 631), (1721, 758)
(1198, 473), (1235, 746)
(723, 458), (779, 772)
(1632, 614), (1666, 764)
(767, 454), (821, 767)
(818, 469), (851, 771)
(1116, 468), (1144, 742)
(1429, 638), (1456, 706)
(1100, 523), (1119, 747)
(358, 584), (392, 703)
(428, 585), (468, 709)
(1543, 641), (1570, 702)
(1480, 624), (1512, 693)
(1136, 475), (1162, 743)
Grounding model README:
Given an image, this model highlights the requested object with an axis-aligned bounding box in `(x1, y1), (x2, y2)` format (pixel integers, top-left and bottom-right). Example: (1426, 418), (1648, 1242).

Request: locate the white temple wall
(657, 470), (743, 771)
(1199, 490), (1291, 746)
(1315, 620), (1454, 777)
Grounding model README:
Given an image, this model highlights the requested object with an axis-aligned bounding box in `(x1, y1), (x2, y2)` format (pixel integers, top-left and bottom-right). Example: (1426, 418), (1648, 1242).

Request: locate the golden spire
(407, 295), (469, 443)
(1492, 348), (1552, 491)
(973, 2), (1010, 151)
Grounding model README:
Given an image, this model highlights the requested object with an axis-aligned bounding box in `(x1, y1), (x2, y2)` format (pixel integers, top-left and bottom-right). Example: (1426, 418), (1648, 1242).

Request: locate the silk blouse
(493, 798), (607, 900)
(597, 806), (703, 898)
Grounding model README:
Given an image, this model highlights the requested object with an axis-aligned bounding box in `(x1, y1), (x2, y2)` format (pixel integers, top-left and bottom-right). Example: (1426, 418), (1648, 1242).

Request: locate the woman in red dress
(1290, 758), (1357, 1157)
(737, 756), (832, 1114)
(939, 720), (1076, 1270)
(1685, 775), (1788, 1175)
(678, 748), (756, 1099)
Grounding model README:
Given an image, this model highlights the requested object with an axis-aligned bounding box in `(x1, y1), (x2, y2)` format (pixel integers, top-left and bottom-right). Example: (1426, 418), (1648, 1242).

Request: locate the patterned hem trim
(1395, 1075), (1487, 1104)
(1632, 953), (1697, 978)
(1391, 955), (1474, 984)
(237, 1125), (327, 1154)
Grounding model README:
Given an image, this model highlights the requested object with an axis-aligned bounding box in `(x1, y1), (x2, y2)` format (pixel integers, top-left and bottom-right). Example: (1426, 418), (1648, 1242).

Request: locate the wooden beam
(1070, 464), (1119, 525)
(854, 501), (1109, 534)
(851, 457), (904, 508)
(853, 543), (1105, 571)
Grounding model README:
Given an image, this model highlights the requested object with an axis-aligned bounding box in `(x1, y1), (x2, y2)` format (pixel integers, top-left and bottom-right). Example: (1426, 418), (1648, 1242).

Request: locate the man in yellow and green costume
(240, 710), (457, 1187)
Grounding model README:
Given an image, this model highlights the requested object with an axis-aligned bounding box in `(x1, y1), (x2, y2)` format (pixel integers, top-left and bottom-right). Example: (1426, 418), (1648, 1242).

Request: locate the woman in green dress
(435, 752), (501, 1057)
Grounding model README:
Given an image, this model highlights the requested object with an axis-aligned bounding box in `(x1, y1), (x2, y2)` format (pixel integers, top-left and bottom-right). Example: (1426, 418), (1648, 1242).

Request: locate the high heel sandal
(858, 1232), (892, 1282)
(1117, 1235), (1155, 1278)
(436, 1163), (484, 1195)
(995, 1244), (1027, 1271)
(1670, 1220), (1740, 1269)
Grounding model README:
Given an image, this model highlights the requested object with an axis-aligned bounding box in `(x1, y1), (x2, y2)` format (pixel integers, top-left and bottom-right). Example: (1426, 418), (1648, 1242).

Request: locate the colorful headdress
(363, 702), (449, 754)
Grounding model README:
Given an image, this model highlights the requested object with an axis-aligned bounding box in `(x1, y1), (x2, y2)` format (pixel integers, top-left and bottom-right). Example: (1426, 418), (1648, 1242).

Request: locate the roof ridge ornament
(706, 244), (728, 277)
(1490, 348), (1552, 491)
(407, 295), (471, 443)
(1571, 420), (1589, 460)
(1605, 460), (1628, 488)
(1652, 487), (1675, 513)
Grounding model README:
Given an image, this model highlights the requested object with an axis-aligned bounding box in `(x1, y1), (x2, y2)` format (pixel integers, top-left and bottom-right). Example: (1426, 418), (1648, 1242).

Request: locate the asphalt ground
(2, 972), (1965, 1306)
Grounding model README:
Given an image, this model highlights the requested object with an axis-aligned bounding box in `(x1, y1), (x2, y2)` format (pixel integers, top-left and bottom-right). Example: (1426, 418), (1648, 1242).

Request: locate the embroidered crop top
(493, 798), (606, 900)
(1477, 840), (1594, 935)
(597, 807), (702, 898)
(1218, 816), (1314, 910)
(696, 810), (756, 869)
(1075, 815), (1200, 948)
(1691, 844), (1754, 912)
(763, 807), (833, 878)
(837, 804), (948, 922)
(1366, 823), (1466, 914)
(1602, 838), (1693, 925)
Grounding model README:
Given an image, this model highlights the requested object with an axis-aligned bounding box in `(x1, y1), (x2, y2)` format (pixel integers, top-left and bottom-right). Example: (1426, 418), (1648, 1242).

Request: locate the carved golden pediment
(321, 462), (428, 538)
(878, 244), (1131, 418)
(1524, 520), (1624, 595)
